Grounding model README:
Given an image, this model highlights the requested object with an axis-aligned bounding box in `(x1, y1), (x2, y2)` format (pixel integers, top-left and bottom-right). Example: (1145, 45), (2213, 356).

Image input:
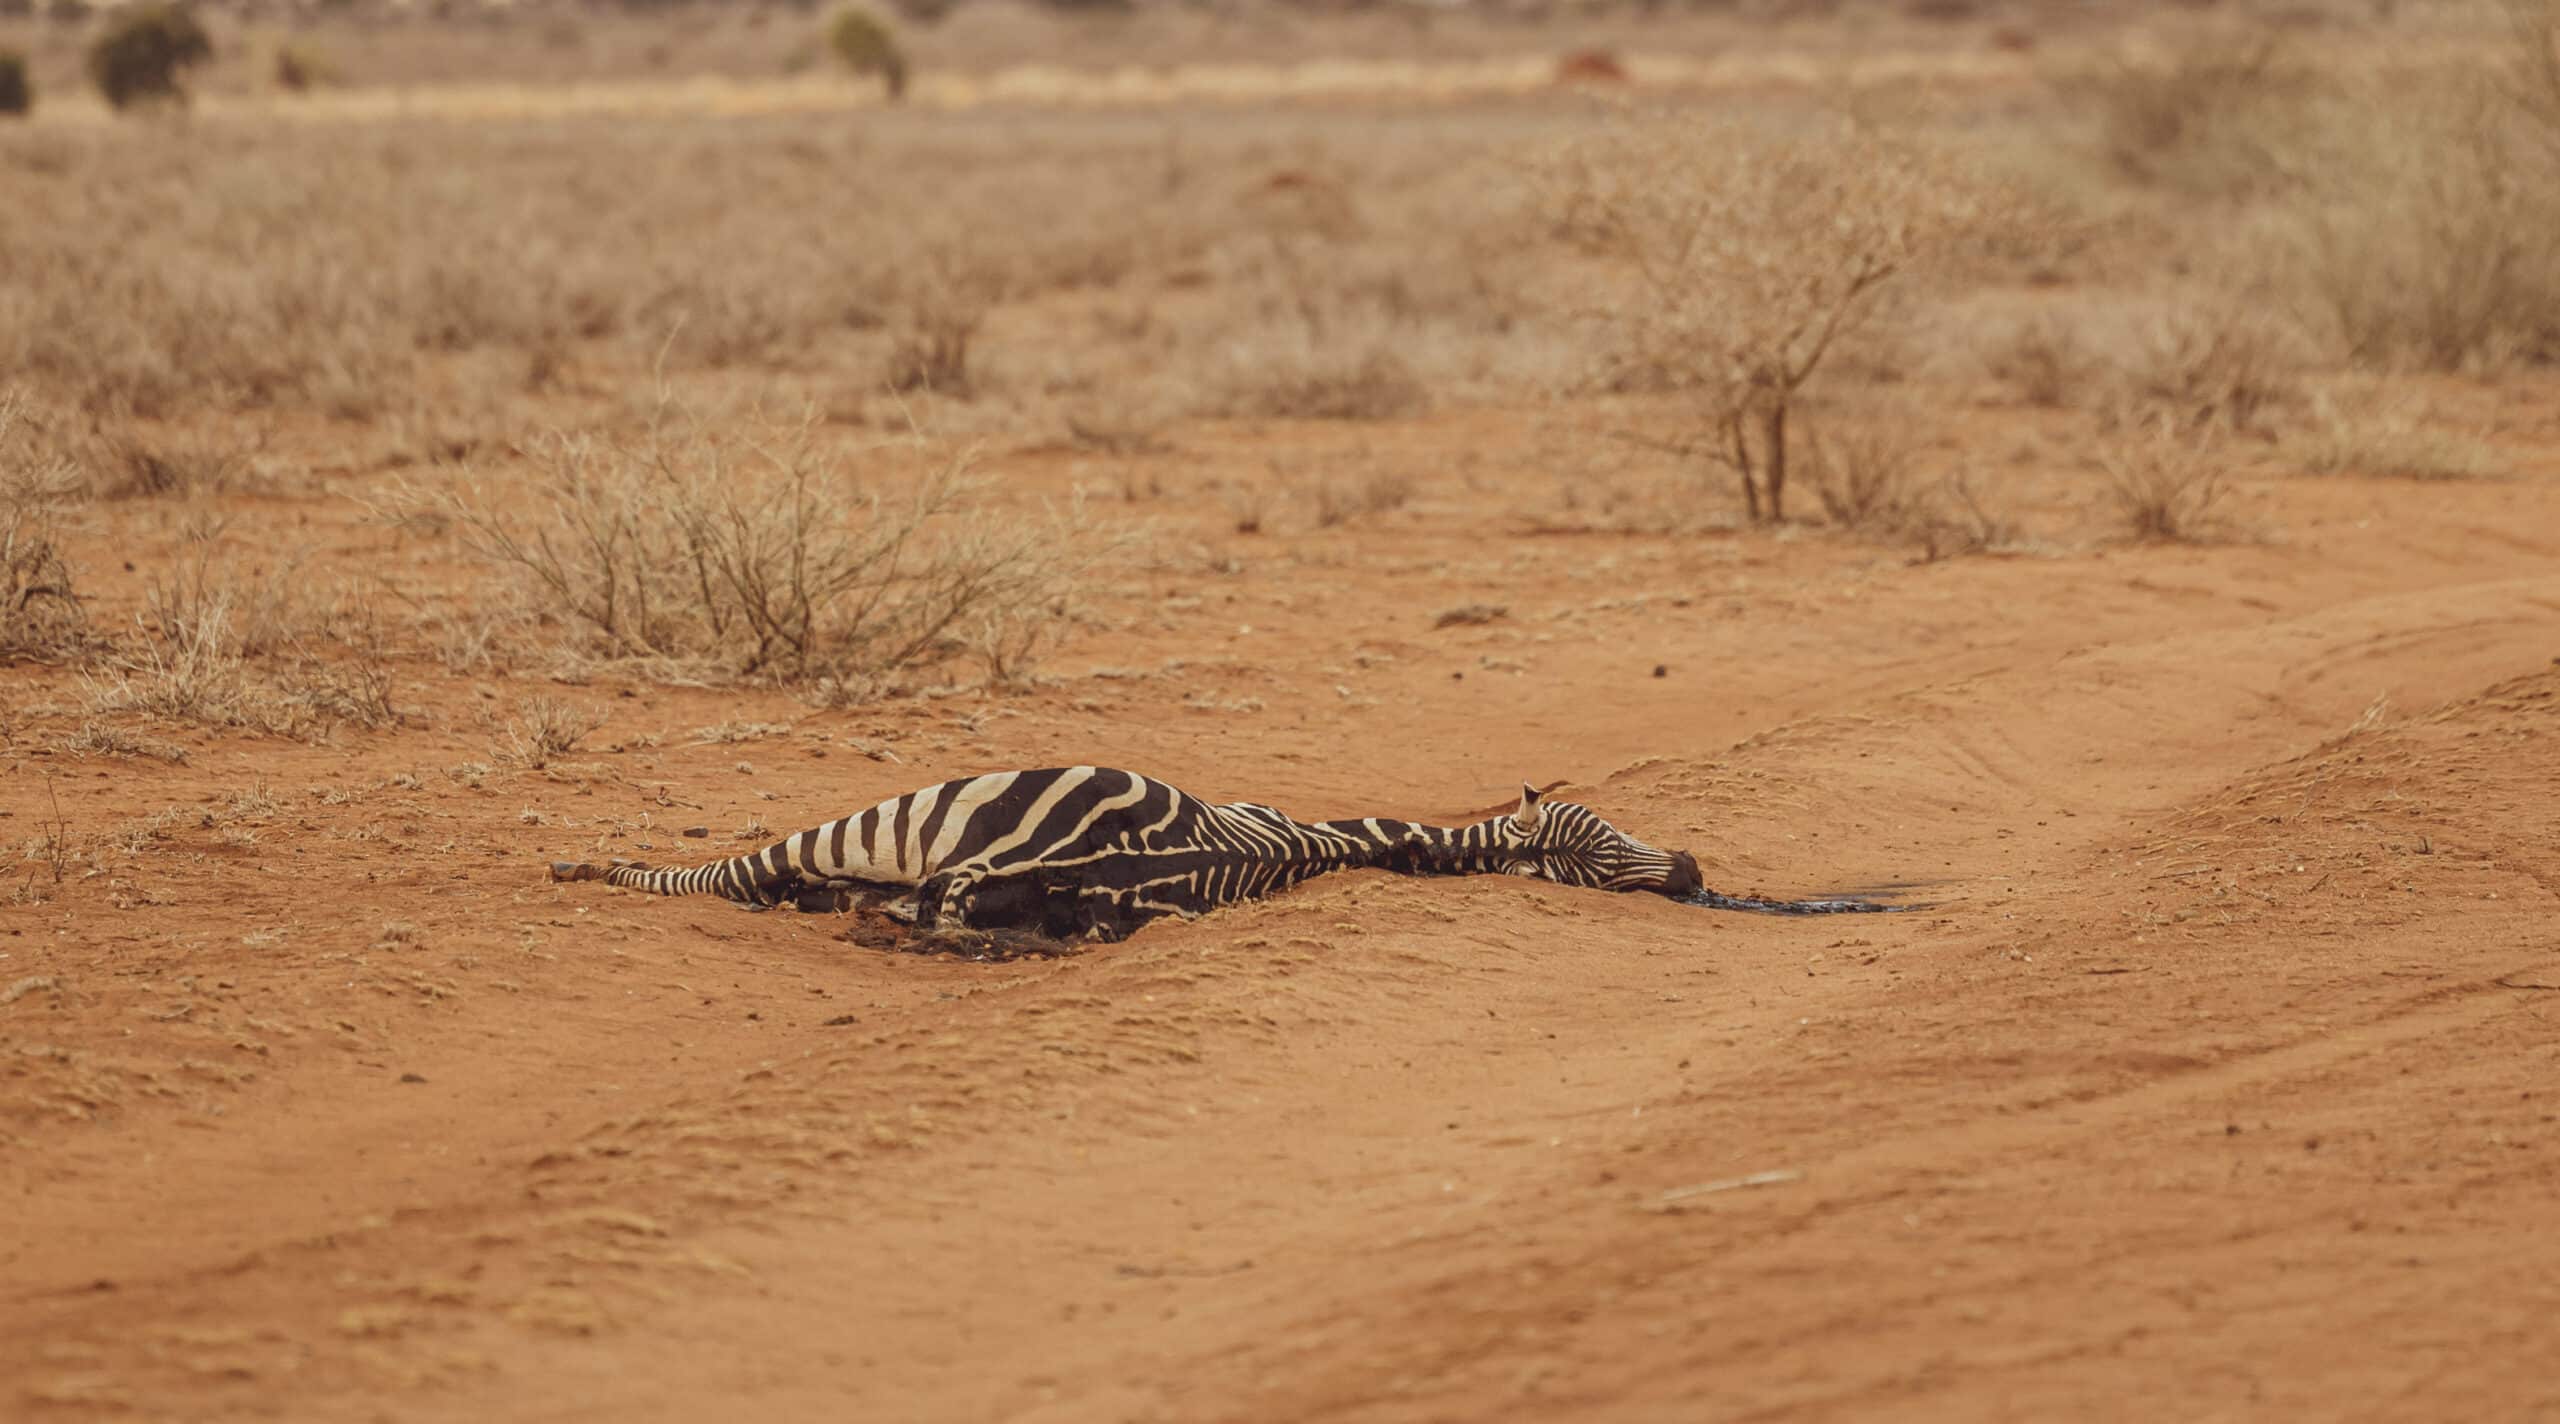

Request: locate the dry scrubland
(6, 3), (2560, 1420)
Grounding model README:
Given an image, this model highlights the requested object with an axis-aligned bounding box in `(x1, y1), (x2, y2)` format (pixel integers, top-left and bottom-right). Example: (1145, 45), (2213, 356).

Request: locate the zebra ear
(1512, 782), (1544, 832)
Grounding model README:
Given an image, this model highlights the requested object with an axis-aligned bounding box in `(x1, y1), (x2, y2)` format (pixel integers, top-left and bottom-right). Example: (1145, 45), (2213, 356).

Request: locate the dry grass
(0, 108), (1550, 437)
(2289, 391), (2503, 481)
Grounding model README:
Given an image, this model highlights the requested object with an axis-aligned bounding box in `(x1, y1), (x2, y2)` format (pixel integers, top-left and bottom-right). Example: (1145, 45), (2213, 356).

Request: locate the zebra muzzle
(1661, 851), (1703, 898)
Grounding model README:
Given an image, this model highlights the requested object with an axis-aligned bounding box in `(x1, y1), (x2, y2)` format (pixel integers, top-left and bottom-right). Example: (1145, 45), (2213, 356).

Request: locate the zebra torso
(580, 767), (1441, 935)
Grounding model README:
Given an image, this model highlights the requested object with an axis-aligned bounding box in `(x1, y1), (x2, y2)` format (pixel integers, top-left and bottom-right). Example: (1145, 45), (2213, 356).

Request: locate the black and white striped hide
(550, 767), (1702, 941)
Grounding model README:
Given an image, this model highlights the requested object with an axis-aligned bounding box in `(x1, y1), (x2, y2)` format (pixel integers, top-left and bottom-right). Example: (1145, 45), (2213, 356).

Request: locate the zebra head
(1476, 784), (1702, 897)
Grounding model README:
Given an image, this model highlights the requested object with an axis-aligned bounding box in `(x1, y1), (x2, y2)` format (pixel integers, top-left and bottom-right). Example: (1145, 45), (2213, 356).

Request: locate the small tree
(89, 2), (212, 111)
(0, 50), (30, 118)
(1557, 117), (2000, 521)
(827, 6), (907, 101)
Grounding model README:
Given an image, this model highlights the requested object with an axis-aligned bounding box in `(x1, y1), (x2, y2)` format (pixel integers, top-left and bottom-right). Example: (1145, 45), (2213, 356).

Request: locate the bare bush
(2101, 419), (2226, 542)
(435, 409), (1116, 694)
(1558, 115), (2008, 521)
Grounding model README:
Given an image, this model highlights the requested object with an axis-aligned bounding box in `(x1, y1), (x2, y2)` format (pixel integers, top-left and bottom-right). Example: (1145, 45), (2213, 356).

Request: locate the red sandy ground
(5, 396), (2560, 1420)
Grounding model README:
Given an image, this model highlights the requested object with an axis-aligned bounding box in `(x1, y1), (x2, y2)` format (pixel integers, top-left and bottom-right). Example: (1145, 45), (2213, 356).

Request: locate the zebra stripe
(552, 767), (1701, 938)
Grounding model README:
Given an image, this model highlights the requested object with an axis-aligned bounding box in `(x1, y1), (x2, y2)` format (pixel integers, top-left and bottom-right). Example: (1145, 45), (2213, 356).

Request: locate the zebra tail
(547, 854), (777, 899)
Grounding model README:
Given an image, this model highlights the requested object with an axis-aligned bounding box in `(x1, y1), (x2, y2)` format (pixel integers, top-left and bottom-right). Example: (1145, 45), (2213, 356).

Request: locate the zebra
(549, 766), (1703, 941)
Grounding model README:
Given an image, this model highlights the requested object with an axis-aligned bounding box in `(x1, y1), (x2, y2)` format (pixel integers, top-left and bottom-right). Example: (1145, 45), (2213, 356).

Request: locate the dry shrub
(2101, 419), (2226, 542)
(60, 720), (187, 763)
(499, 696), (607, 769)
(2215, 13), (2560, 373)
(2111, 296), (2296, 434)
(882, 250), (1000, 396)
(436, 409), (1116, 695)
(84, 542), (396, 737)
(2275, 91), (2560, 372)
(0, 391), (87, 661)
(95, 427), (267, 500)
(2289, 391), (2502, 481)
(2077, 27), (2311, 198)
(2514, 0), (2560, 144)
(1808, 412), (2017, 559)
(1306, 466), (1415, 529)
(88, 2), (210, 111)
(273, 42), (336, 94)
(1227, 347), (1428, 422)
(1908, 470), (2020, 562)
(82, 594), (391, 738)
(1979, 310), (2091, 408)
(1557, 114), (2011, 521)
(884, 306), (981, 396)
(1808, 416), (1925, 532)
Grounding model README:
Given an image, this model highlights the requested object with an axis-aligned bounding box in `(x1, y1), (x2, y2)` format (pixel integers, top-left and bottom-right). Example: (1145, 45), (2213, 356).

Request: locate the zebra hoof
(549, 862), (616, 882)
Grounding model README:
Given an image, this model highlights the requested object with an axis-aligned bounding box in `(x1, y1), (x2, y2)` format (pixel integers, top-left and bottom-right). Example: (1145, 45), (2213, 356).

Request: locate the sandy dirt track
(6, 395), (2560, 1421)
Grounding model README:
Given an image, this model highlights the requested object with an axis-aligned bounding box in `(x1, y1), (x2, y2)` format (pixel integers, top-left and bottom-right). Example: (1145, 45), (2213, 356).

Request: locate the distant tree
(827, 6), (907, 101)
(89, 3), (213, 111)
(0, 50), (30, 118)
